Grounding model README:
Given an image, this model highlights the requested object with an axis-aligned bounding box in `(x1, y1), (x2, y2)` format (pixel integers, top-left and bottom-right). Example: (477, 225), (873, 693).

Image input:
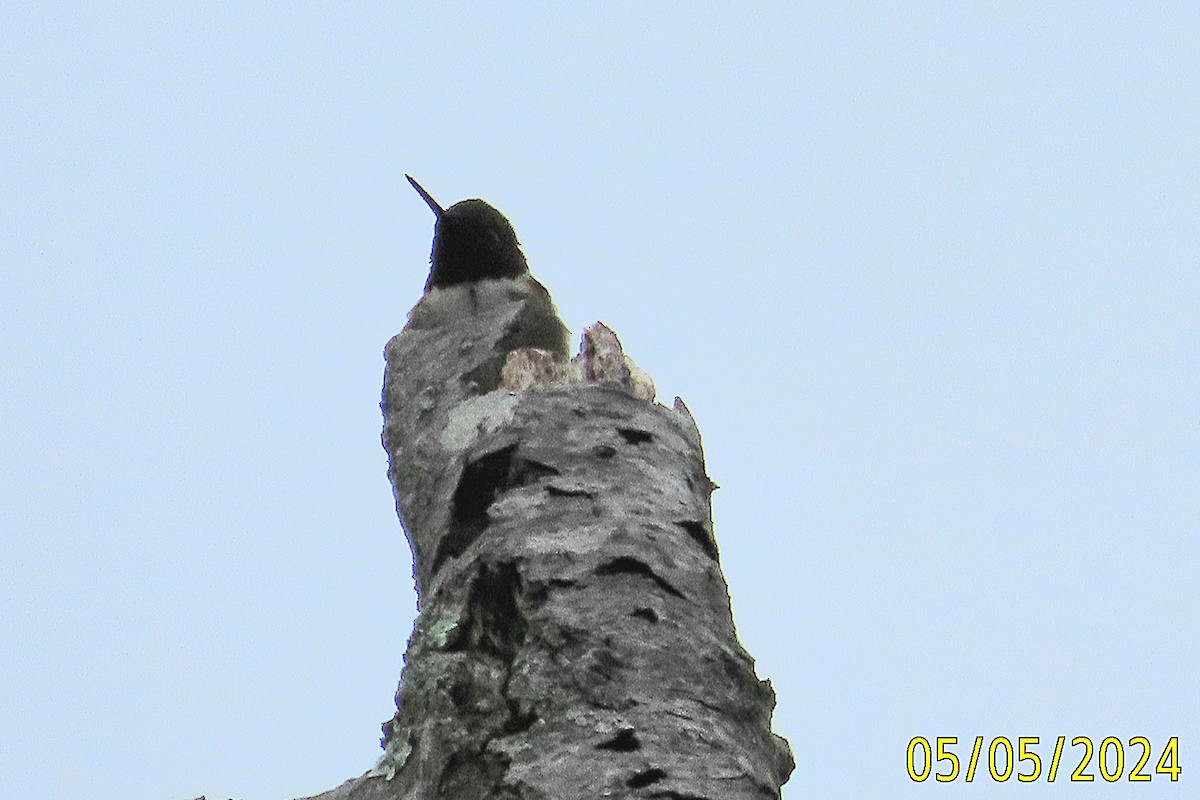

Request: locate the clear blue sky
(3, 5), (1196, 798)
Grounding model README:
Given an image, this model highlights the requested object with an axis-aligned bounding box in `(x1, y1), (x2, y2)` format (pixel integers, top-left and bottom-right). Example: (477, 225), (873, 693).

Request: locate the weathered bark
(297, 280), (793, 800)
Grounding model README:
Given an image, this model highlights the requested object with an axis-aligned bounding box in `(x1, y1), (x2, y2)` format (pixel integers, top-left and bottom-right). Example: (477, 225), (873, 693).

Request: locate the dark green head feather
(407, 175), (529, 291)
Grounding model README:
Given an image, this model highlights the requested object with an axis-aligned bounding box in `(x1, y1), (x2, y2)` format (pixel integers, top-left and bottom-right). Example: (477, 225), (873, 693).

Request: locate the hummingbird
(404, 175), (570, 367)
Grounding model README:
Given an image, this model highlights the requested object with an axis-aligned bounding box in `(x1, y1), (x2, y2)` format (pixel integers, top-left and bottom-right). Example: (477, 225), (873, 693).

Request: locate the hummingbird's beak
(406, 175), (444, 217)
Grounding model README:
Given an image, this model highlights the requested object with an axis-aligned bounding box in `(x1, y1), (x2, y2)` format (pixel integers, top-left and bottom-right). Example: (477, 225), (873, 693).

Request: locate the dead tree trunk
(299, 273), (792, 799)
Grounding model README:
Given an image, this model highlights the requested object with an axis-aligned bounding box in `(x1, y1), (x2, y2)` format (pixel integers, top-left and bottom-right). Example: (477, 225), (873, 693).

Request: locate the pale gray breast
(406, 275), (569, 359)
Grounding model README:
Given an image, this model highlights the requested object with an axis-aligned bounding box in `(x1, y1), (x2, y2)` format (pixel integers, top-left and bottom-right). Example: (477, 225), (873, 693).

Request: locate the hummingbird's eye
(490, 229), (502, 244)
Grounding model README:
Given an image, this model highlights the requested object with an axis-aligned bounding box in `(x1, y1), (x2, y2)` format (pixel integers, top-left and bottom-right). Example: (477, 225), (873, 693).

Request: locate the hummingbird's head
(407, 176), (529, 291)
